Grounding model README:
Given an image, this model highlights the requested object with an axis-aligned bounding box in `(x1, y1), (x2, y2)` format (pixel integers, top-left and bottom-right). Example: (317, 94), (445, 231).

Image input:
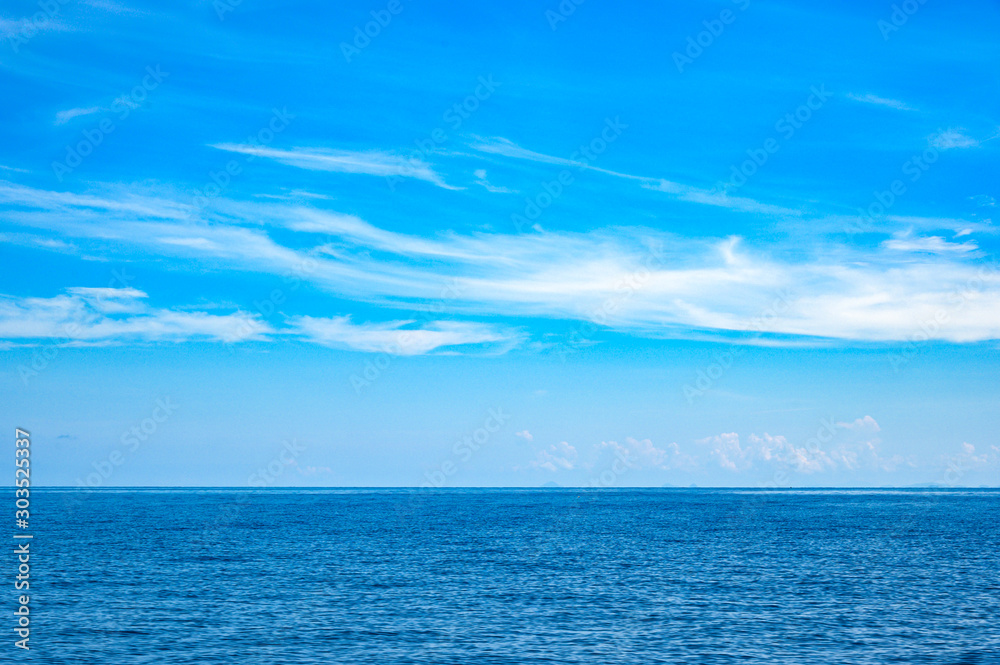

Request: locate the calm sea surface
(20, 489), (1000, 664)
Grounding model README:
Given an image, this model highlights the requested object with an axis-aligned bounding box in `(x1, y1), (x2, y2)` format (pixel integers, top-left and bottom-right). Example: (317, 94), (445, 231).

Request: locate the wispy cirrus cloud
(846, 93), (914, 111)
(54, 106), (103, 125)
(472, 136), (804, 217)
(0, 288), (273, 345)
(472, 135), (666, 186)
(930, 128), (979, 150)
(209, 144), (458, 189)
(2, 181), (1000, 345)
(882, 233), (978, 254)
(0, 287), (521, 355)
(0, 180), (192, 220)
(0, 16), (71, 38)
(472, 169), (514, 193)
(643, 179), (803, 217)
(290, 315), (519, 355)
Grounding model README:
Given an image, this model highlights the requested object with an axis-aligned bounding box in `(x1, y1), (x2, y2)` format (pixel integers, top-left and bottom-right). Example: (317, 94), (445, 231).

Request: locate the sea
(17, 488), (1000, 664)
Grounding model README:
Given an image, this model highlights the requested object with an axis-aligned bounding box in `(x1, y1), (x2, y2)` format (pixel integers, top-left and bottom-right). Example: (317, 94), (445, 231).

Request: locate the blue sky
(1, 0), (999, 487)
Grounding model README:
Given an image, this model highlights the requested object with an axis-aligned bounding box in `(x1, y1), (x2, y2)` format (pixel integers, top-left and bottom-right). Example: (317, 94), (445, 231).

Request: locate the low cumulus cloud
(595, 437), (695, 471)
(521, 441), (578, 472)
(696, 416), (905, 475)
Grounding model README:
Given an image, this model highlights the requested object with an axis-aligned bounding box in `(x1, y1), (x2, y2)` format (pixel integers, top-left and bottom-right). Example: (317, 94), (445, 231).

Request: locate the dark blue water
(17, 489), (1000, 664)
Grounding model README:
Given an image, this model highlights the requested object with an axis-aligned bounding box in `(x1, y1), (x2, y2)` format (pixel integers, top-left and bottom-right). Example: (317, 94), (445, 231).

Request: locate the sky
(1, 0), (999, 488)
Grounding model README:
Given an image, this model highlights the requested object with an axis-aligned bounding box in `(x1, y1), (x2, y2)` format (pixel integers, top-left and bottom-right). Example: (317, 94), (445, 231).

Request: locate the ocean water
(19, 488), (1000, 664)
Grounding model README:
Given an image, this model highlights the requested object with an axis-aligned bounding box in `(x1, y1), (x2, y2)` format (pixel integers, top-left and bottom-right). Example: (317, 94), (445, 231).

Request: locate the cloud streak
(472, 137), (805, 217)
(54, 106), (104, 125)
(2, 181), (1000, 345)
(209, 144), (458, 189)
(930, 129), (979, 150)
(846, 93), (914, 111)
(0, 288), (521, 355)
(291, 316), (518, 354)
(0, 288), (272, 345)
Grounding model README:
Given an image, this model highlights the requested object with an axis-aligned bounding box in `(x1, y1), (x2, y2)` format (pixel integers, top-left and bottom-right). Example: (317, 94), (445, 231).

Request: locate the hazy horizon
(3, 0), (999, 489)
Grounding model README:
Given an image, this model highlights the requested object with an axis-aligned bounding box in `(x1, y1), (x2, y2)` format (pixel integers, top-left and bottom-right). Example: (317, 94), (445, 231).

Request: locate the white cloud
(846, 93), (914, 111)
(0, 17), (70, 38)
(209, 144), (458, 189)
(515, 430), (533, 441)
(296, 465), (333, 476)
(749, 433), (831, 473)
(290, 316), (518, 355)
(643, 179), (804, 217)
(4, 181), (1000, 345)
(837, 415), (881, 432)
(696, 420), (902, 475)
(0, 287), (522, 355)
(596, 437), (694, 470)
(930, 129), (979, 150)
(699, 432), (752, 471)
(511, 422), (973, 480)
(289, 208), (490, 261)
(526, 441), (578, 472)
(472, 169), (514, 193)
(940, 442), (1000, 476)
(472, 137), (589, 169)
(882, 233), (978, 254)
(0, 288), (272, 345)
(0, 181), (192, 220)
(827, 418), (904, 472)
(54, 107), (103, 125)
(472, 136), (803, 217)
(82, 0), (150, 15)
